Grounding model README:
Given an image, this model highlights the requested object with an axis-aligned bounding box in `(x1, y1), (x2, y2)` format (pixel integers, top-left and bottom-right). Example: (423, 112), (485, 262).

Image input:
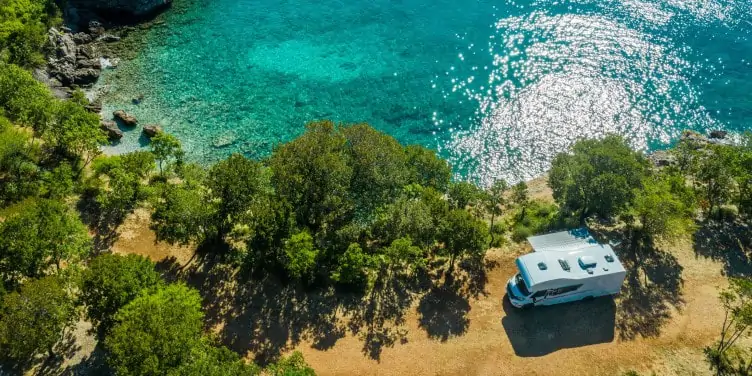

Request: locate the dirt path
(108, 208), (729, 376)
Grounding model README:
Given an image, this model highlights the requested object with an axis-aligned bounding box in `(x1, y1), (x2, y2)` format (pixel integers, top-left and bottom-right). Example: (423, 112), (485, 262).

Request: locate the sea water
(98, 0), (752, 184)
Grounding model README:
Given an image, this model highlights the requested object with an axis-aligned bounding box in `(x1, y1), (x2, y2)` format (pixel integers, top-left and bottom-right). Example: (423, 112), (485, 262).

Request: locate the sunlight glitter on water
(439, 11), (719, 184)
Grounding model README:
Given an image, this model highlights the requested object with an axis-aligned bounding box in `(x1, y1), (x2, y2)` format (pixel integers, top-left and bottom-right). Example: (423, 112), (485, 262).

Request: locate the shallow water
(99, 0), (752, 184)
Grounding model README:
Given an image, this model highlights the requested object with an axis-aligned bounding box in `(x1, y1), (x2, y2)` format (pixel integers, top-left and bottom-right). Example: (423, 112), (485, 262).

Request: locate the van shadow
(501, 296), (616, 357)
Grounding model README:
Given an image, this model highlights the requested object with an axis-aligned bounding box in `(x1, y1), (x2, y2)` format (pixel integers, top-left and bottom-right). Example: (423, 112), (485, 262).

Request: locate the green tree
(283, 231), (319, 281)
(0, 120), (40, 204)
(549, 135), (648, 220)
(382, 237), (424, 274)
(270, 121), (353, 232)
(448, 181), (482, 211)
(40, 161), (74, 199)
(630, 172), (696, 245)
(371, 193), (437, 249)
(697, 145), (738, 216)
(79, 253), (163, 334)
(151, 182), (214, 246)
(331, 243), (370, 285)
(0, 199), (90, 286)
(483, 180), (507, 246)
(341, 124), (410, 213)
(511, 181), (529, 219)
(705, 278), (752, 376)
(105, 284), (205, 376)
(45, 100), (106, 174)
(207, 153), (268, 239)
(0, 64), (54, 130)
(0, 276), (75, 361)
(439, 209), (489, 271)
(405, 145), (452, 192)
(150, 132), (184, 176)
(167, 344), (259, 376)
(0, 0), (59, 67)
(265, 351), (316, 376)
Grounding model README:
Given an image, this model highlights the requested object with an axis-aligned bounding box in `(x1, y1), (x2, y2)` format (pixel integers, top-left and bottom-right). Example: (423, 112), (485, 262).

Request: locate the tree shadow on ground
(75, 193), (132, 253)
(60, 344), (109, 376)
(417, 272), (471, 342)
(615, 240), (685, 340)
(501, 296), (616, 357)
(694, 220), (752, 278)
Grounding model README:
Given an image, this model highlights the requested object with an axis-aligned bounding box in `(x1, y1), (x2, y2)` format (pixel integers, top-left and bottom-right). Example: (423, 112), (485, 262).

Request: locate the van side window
(531, 290), (547, 298)
(549, 284), (582, 296)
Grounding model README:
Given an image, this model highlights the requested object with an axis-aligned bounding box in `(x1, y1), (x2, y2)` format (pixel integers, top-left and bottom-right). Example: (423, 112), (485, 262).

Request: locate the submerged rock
(709, 130), (728, 139)
(100, 120), (123, 140)
(113, 110), (138, 126)
(142, 124), (162, 137)
(212, 131), (238, 148)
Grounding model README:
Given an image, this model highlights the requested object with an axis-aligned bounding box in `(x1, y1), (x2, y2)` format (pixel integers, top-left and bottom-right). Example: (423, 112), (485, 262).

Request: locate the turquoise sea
(99, 0), (752, 184)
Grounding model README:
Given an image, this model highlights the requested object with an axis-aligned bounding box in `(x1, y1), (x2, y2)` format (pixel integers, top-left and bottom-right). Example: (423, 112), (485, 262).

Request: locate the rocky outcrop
(46, 27), (107, 87)
(100, 120), (123, 140)
(142, 124), (162, 137)
(648, 150), (676, 167)
(113, 110), (138, 126)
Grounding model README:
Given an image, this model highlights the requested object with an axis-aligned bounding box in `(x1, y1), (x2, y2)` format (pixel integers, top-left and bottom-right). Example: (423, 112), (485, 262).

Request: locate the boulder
(142, 124), (162, 137)
(77, 44), (96, 59)
(113, 110), (138, 126)
(100, 120), (123, 140)
(73, 68), (100, 85)
(88, 21), (105, 36)
(709, 130), (728, 139)
(648, 150), (675, 167)
(680, 130), (708, 149)
(71, 32), (92, 44)
(76, 58), (101, 69)
(85, 101), (102, 113)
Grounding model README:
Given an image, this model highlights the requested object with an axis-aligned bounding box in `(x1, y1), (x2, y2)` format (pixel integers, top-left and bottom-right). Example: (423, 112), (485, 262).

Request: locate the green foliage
(150, 132), (184, 175)
(0, 64), (53, 129)
(405, 144), (452, 192)
(342, 124), (410, 213)
(243, 196), (294, 267)
(549, 135), (648, 219)
(207, 153), (268, 238)
(439, 209), (489, 268)
(511, 181), (529, 217)
(270, 121), (353, 232)
(79, 253), (163, 334)
(697, 144), (738, 215)
(0, 0), (59, 67)
(0, 199), (90, 287)
(482, 180), (508, 246)
(265, 351), (316, 376)
(105, 284), (205, 376)
(447, 181), (482, 210)
(382, 237), (424, 272)
(167, 344), (259, 376)
(0, 121), (40, 204)
(0, 276), (75, 361)
(40, 161), (74, 199)
(706, 278), (752, 376)
(371, 192), (438, 249)
(630, 172), (695, 243)
(283, 231), (319, 281)
(510, 200), (562, 242)
(151, 182), (214, 245)
(92, 152), (155, 220)
(45, 99), (106, 166)
(331, 243), (370, 285)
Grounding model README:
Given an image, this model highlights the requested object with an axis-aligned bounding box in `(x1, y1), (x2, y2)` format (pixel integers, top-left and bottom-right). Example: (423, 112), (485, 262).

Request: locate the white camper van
(506, 228), (626, 308)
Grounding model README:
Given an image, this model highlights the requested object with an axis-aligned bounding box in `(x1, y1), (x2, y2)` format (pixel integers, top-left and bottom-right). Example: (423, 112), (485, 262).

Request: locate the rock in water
(142, 124), (162, 137)
(113, 110), (138, 126)
(100, 120), (123, 140)
(709, 130), (728, 139)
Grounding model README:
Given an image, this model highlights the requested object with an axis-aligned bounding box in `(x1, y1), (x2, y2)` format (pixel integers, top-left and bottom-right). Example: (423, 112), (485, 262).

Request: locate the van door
(530, 290), (548, 304)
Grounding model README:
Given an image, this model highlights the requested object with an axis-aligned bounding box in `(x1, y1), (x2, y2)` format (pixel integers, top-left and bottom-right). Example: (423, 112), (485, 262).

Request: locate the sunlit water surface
(99, 0), (752, 184)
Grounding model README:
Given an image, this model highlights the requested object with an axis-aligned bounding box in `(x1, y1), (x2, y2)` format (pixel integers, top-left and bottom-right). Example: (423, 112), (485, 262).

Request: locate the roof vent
(578, 256), (597, 269)
(605, 254), (615, 263)
(558, 259), (570, 271)
(537, 262), (548, 270)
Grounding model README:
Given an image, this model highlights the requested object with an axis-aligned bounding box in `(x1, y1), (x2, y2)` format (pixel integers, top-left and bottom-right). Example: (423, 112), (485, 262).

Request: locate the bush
(512, 225), (533, 243)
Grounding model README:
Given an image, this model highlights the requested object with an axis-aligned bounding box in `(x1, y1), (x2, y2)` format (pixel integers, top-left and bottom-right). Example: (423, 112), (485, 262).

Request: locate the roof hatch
(578, 255), (597, 269)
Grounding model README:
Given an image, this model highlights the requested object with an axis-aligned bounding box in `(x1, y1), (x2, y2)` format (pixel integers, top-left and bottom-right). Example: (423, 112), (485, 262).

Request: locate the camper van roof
(527, 228), (599, 252)
(517, 230), (626, 288)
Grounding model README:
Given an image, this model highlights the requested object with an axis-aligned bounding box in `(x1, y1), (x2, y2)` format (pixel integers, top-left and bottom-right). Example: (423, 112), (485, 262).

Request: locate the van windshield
(515, 273), (531, 296)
